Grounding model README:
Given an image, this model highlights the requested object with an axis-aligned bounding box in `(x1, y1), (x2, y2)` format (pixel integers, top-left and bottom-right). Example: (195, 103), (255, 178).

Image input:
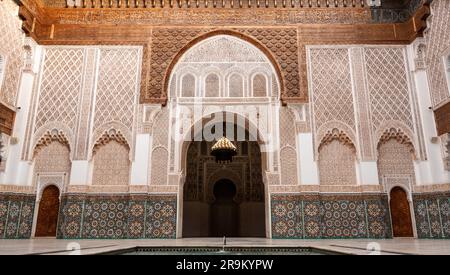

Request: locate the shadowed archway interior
(210, 179), (239, 237)
(182, 124), (266, 237)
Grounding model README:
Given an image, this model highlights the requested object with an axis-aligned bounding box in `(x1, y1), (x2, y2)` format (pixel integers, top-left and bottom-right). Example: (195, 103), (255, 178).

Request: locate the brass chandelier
(211, 136), (237, 163)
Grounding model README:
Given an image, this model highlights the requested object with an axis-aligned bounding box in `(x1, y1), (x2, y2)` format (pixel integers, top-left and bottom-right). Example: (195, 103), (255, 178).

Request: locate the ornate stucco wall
(0, 0), (449, 239)
(0, 0), (25, 108)
(424, 0), (450, 108)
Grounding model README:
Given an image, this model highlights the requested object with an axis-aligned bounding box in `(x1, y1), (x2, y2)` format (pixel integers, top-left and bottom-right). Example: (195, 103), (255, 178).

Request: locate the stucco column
(69, 161), (90, 185)
(298, 133), (320, 185)
(130, 133), (151, 185)
(1, 39), (42, 186)
(356, 162), (380, 185)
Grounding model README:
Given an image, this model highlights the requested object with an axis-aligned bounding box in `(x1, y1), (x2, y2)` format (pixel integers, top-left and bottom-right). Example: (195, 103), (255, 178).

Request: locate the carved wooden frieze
(45, 7), (372, 26)
(434, 102), (450, 136)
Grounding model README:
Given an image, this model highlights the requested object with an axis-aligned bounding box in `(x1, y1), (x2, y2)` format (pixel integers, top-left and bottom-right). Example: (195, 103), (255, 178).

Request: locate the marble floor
(0, 238), (449, 255)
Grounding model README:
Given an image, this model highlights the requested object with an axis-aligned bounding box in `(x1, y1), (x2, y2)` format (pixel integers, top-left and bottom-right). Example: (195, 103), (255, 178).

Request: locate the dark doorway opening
(390, 187), (414, 237)
(182, 139), (266, 238)
(210, 179), (239, 237)
(35, 185), (60, 237)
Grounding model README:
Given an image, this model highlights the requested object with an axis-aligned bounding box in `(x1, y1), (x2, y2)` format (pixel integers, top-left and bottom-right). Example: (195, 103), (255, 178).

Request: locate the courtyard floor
(0, 238), (449, 255)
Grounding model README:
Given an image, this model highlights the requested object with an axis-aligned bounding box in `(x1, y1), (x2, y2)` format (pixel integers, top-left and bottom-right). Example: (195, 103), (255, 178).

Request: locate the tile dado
(413, 192), (450, 239)
(271, 194), (392, 239)
(1, 191), (449, 239)
(0, 193), (35, 239)
(57, 194), (177, 239)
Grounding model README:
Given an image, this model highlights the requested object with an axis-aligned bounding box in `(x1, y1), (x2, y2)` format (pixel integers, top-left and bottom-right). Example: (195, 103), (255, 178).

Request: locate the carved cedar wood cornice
(17, 0), (50, 41)
(17, 2), (429, 40)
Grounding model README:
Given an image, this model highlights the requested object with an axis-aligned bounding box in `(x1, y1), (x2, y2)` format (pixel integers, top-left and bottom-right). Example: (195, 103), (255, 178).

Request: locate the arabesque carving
(92, 129), (129, 155)
(319, 128), (356, 153)
(34, 129), (70, 155)
(377, 128), (416, 158)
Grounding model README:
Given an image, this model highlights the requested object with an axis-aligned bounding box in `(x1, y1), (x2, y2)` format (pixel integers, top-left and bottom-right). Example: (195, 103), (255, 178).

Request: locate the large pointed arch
(163, 30), (285, 104)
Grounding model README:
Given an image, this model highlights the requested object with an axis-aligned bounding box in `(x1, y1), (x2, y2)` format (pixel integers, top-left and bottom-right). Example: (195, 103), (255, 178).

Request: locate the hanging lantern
(211, 137), (237, 163)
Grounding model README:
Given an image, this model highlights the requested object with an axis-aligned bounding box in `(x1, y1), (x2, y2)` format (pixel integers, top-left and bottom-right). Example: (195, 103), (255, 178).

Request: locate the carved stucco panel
(0, 0), (25, 107)
(424, 0), (450, 106)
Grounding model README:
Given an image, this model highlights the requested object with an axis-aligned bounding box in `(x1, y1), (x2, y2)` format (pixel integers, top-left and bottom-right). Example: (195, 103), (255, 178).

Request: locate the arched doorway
(35, 185), (60, 237)
(182, 130), (266, 238)
(168, 34), (280, 238)
(390, 187), (414, 237)
(210, 179), (239, 237)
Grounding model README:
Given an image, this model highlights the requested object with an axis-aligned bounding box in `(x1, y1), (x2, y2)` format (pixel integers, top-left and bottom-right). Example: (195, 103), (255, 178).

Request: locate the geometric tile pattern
(271, 195), (304, 239)
(271, 194), (392, 239)
(0, 193), (35, 239)
(413, 192), (450, 239)
(57, 194), (177, 239)
(3, 192), (450, 239)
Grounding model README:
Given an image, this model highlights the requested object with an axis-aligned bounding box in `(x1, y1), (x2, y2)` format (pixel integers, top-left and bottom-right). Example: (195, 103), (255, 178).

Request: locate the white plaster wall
(69, 160), (90, 185)
(357, 162), (380, 185)
(130, 133), (150, 185)
(298, 133), (319, 185)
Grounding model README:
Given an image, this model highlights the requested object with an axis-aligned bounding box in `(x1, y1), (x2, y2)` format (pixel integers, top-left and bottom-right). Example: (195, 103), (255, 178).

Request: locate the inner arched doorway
(35, 185), (60, 237)
(390, 187), (414, 237)
(210, 179), (239, 237)
(182, 133), (266, 238)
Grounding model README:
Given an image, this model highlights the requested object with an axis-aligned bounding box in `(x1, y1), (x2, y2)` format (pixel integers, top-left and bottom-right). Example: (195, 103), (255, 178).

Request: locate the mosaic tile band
(2, 192), (450, 239)
(0, 193), (35, 239)
(57, 194), (177, 239)
(413, 192), (450, 239)
(271, 194), (393, 239)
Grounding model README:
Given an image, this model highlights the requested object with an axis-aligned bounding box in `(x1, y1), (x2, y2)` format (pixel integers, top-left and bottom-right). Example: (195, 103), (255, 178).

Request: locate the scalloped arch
(91, 122), (132, 156)
(33, 128), (71, 158)
(318, 128), (356, 153)
(164, 30), (284, 103)
(375, 120), (417, 159)
(316, 121), (357, 158)
(376, 127), (416, 159)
